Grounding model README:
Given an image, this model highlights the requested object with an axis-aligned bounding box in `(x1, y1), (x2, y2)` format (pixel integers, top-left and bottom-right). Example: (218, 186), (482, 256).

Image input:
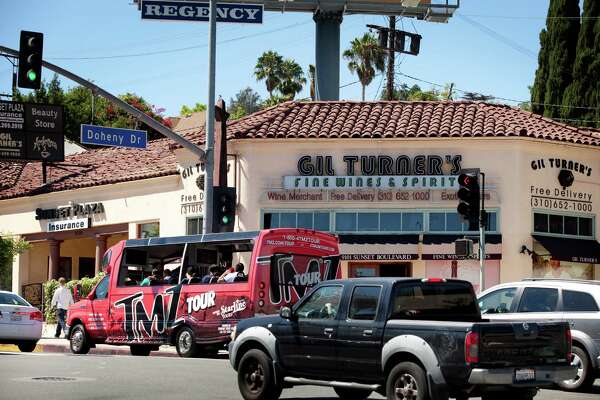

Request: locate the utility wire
(458, 14), (600, 20)
(48, 21), (311, 60)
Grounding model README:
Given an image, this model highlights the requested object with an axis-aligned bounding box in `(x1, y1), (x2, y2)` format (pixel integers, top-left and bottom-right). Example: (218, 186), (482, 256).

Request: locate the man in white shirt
(218, 263), (246, 283)
(51, 277), (74, 338)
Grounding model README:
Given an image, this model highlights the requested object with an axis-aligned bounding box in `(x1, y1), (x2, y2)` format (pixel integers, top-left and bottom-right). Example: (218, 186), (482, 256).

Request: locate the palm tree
(278, 59), (307, 100)
(254, 51), (284, 99)
(343, 33), (385, 101)
(308, 64), (316, 100)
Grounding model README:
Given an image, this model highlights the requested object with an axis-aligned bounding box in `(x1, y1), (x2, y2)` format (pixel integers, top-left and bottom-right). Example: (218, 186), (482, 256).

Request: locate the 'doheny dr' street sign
(80, 124), (147, 149)
(141, 0), (263, 23)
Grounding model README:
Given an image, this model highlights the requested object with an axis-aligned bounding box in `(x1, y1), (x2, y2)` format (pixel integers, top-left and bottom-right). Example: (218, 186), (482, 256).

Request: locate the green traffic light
(27, 70), (37, 81)
(222, 215), (230, 224)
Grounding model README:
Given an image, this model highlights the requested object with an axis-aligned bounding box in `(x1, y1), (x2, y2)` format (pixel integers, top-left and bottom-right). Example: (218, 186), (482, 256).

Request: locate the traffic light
(18, 31), (43, 90)
(457, 173), (480, 231)
(212, 186), (236, 233)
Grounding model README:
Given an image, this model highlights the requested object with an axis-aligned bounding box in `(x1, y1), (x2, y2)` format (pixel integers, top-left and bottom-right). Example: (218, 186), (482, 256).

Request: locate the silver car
(0, 290), (43, 352)
(478, 279), (600, 392)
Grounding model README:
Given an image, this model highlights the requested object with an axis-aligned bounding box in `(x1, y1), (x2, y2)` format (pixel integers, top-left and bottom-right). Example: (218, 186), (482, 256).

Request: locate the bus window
(118, 244), (185, 287)
(182, 242), (254, 285)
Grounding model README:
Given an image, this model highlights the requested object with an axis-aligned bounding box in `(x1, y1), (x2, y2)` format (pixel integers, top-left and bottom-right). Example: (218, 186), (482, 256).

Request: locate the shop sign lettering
(284, 175), (458, 190)
(530, 186), (593, 212)
(421, 254), (502, 260)
(36, 202), (105, 221)
(266, 190), (493, 203)
(47, 217), (90, 232)
(340, 254), (419, 261)
(531, 158), (592, 177)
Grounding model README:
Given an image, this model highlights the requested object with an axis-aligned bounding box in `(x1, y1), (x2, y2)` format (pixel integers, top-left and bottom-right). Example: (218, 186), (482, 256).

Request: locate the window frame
(561, 289), (600, 313)
(345, 284), (383, 321)
(516, 286), (560, 313)
(478, 286), (519, 314)
(532, 210), (595, 239)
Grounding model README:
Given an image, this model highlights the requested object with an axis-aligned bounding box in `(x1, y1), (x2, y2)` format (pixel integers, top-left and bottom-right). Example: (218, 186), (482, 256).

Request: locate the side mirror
(280, 306), (293, 320)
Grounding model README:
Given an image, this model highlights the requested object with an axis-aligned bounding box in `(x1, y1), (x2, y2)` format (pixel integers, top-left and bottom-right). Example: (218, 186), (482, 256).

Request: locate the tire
(17, 341), (37, 352)
(237, 349), (282, 400)
(130, 345), (153, 356)
(69, 324), (91, 355)
(386, 362), (428, 400)
(482, 389), (537, 400)
(175, 326), (199, 358)
(557, 345), (595, 391)
(334, 387), (372, 400)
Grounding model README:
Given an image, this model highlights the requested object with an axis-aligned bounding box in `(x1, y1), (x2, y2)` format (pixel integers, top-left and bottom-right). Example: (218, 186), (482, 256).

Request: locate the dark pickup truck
(228, 278), (575, 400)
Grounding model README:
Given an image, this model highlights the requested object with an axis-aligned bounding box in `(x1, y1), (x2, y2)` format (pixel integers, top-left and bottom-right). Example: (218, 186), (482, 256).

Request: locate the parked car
(0, 290), (43, 352)
(478, 278), (600, 391)
(229, 278), (575, 400)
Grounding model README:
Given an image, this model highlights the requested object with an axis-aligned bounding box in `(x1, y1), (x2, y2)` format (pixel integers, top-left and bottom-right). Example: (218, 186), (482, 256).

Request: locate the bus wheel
(69, 324), (91, 354)
(176, 326), (199, 358)
(130, 345), (153, 356)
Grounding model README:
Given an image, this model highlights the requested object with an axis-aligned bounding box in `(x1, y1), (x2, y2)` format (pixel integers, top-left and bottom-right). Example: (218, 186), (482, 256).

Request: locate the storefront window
(429, 213), (445, 232)
(445, 213), (463, 231)
(402, 213), (423, 231)
(297, 213), (313, 229)
(186, 217), (203, 235)
(358, 213), (379, 231)
(139, 222), (159, 238)
(336, 212), (357, 232)
(314, 212), (330, 231)
(280, 213), (296, 228)
(380, 212), (402, 231)
(533, 212), (594, 238)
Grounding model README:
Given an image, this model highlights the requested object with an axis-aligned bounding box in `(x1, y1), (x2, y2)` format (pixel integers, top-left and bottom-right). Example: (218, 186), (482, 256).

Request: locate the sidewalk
(0, 323), (178, 357)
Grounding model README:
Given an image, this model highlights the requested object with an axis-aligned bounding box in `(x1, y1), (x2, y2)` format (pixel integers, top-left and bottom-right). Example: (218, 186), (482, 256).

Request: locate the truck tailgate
(476, 321), (570, 367)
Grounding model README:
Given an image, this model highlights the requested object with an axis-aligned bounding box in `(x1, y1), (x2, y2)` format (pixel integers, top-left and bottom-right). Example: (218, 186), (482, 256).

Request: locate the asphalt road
(1, 352), (598, 400)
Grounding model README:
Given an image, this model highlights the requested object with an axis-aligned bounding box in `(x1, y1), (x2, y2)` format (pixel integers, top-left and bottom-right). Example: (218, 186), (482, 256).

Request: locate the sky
(0, 0), (555, 117)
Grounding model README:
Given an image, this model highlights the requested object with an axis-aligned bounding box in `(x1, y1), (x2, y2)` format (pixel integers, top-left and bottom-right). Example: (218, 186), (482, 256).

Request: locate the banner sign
(141, 0), (263, 24)
(340, 254), (419, 261)
(47, 217), (90, 233)
(284, 175), (460, 190)
(0, 131), (64, 161)
(80, 124), (147, 149)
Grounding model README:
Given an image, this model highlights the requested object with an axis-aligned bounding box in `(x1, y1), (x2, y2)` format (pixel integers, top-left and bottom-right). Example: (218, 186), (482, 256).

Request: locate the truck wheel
(237, 349), (282, 400)
(334, 387), (372, 400)
(130, 345), (153, 356)
(386, 362), (428, 400)
(17, 341), (37, 352)
(557, 345), (594, 391)
(176, 326), (199, 358)
(69, 324), (91, 354)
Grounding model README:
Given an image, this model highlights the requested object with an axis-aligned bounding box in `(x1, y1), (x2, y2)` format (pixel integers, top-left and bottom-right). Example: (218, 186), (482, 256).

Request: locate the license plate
(10, 315), (22, 321)
(515, 368), (535, 382)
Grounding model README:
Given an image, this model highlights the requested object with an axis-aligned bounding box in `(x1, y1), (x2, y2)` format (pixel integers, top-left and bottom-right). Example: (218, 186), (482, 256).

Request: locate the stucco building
(2, 101), (600, 304)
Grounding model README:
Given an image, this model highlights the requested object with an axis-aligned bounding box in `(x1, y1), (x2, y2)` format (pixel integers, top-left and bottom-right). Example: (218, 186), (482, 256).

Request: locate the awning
(533, 235), (600, 264)
(338, 234), (419, 245)
(422, 234), (502, 245)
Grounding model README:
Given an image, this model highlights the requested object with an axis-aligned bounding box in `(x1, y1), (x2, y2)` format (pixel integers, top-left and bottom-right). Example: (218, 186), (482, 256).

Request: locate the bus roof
(125, 231), (261, 248)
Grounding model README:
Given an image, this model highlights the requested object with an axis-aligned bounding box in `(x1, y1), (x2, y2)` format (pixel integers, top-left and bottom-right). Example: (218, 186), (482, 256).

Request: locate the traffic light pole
(479, 172), (486, 293)
(202, 0), (217, 234)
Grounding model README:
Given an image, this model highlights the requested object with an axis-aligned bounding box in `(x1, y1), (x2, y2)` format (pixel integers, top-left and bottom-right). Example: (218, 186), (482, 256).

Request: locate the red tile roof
(1, 101), (599, 201)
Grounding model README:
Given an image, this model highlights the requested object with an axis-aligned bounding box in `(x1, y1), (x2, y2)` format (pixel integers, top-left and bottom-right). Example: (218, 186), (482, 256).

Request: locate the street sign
(80, 124), (147, 149)
(0, 131), (64, 161)
(0, 100), (63, 133)
(141, 0), (263, 23)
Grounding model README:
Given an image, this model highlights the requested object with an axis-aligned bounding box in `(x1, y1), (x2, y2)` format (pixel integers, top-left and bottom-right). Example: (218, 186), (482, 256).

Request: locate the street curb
(0, 342), (178, 357)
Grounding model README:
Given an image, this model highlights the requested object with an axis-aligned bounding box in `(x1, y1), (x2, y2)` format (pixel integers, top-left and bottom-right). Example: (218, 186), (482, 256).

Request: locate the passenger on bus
(218, 263), (246, 283)
(183, 267), (201, 284)
(141, 268), (162, 286)
(202, 265), (220, 284)
(163, 269), (173, 284)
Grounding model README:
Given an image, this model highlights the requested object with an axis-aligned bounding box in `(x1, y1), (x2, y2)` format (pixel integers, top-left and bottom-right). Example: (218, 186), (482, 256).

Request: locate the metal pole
(203, 0), (217, 234)
(386, 16), (396, 100)
(0, 46), (206, 160)
(479, 172), (486, 293)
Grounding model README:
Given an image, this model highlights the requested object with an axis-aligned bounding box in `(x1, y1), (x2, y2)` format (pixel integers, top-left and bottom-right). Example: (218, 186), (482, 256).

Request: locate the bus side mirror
(280, 306), (293, 321)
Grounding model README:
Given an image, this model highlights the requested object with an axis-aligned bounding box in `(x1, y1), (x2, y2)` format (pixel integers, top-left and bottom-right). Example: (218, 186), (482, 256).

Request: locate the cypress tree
(562, 0), (600, 127)
(542, 0), (580, 119)
(531, 29), (549, 115)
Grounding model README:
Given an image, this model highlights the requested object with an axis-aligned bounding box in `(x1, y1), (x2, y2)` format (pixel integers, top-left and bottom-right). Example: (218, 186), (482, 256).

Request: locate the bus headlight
(230, 325), (237, 341)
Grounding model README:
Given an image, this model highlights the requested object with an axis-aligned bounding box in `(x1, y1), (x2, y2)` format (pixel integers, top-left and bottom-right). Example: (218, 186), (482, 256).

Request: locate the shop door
(79, 257), (95, 279)
(379, 263), (411, 277)
(58, 257), (72, 280)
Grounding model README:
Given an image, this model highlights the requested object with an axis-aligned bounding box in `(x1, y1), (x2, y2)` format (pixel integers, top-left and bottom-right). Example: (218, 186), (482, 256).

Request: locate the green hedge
(43, 273), (105, 323)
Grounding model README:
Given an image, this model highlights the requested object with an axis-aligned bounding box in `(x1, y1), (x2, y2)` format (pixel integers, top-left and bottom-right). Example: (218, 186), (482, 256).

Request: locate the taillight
(259, 282), (265, 290)
(566, 327), (572, 361)
(30, 310), (43, 321)
(422, 278), (446, 283)
(465, 331), (479, 364)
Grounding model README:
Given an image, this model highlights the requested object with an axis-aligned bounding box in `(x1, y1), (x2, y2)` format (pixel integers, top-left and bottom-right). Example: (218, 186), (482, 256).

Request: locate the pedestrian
(51, 277), (74, 339)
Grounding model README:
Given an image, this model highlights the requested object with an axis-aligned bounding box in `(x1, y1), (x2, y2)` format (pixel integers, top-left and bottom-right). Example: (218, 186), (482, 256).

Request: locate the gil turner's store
(2, 100), (600, 301)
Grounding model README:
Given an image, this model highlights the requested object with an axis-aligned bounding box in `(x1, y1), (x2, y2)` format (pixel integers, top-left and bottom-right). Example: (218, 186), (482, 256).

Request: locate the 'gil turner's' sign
(141, 0), (263, 24)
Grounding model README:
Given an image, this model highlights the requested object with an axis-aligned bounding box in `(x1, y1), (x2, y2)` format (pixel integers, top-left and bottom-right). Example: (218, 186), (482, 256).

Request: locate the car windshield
(0, 292), (30, 306)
